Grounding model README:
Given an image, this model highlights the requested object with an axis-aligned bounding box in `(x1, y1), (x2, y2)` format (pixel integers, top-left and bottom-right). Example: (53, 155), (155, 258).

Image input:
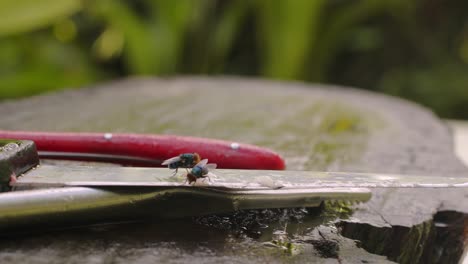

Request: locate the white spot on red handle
(104, 133), (113, 140)
(230, 142), (240, 150)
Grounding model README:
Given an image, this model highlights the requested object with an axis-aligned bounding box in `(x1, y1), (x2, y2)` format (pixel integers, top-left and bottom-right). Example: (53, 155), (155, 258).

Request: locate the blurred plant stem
(0, 0), (81, 37)
(256, 0), (324, 80)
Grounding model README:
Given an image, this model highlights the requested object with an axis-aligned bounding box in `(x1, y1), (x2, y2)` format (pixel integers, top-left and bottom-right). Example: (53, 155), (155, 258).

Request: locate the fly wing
(161, 156), (181, 166)
(206, 163), (217, 170)
(206, 172), (217, 178)
(195, 159), (208, 167)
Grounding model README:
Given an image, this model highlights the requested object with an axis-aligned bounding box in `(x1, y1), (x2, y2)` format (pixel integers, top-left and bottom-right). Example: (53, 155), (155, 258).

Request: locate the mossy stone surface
(0, 77), (466, 263)
(0, 140), (39, 191)
(1, 77), (465, 174)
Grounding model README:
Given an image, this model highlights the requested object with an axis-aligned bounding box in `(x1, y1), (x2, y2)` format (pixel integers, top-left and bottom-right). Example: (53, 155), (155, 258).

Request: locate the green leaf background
(1, 0), (468, 118)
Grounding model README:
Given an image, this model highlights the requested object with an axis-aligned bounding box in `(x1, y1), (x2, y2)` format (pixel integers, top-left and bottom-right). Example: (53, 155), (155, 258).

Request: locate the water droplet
(254, 176), (284, 189)
(434, 222), (449, 227)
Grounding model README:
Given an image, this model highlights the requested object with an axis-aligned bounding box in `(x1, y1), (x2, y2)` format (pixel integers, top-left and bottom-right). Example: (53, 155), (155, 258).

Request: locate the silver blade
(15, 165), (468, 189)
(6, 165), (468, 230)
(4, 165), (374, 230)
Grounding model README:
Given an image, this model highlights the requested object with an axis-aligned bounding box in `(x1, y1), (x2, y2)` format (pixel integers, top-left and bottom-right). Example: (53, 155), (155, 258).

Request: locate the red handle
(0, 130), (285, 170)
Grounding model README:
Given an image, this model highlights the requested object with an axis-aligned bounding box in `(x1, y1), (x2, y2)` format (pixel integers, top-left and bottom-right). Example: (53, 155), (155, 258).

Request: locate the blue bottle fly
(186, 159), (217, 184)
(162, 153), (201, 175)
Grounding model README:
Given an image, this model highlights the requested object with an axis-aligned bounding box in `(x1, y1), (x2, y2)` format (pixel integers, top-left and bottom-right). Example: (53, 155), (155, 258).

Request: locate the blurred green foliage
(1, 0), (468, 118)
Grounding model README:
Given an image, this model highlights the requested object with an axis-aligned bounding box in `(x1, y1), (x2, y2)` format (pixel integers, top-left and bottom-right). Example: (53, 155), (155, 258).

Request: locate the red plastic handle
(0, 130), (285, 170)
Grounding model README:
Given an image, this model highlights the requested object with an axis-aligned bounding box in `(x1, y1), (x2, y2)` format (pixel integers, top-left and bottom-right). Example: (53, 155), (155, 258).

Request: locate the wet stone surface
(0, 77), (466, 263)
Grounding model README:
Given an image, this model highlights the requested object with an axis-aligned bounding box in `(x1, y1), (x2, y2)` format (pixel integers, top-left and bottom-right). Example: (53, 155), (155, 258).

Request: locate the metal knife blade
(14, 165), (468, 189)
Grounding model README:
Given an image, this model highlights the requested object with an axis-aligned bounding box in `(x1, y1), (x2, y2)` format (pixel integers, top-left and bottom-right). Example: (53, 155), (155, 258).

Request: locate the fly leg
(201, 175), (211, 183)
(9, 172), (17, 186)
